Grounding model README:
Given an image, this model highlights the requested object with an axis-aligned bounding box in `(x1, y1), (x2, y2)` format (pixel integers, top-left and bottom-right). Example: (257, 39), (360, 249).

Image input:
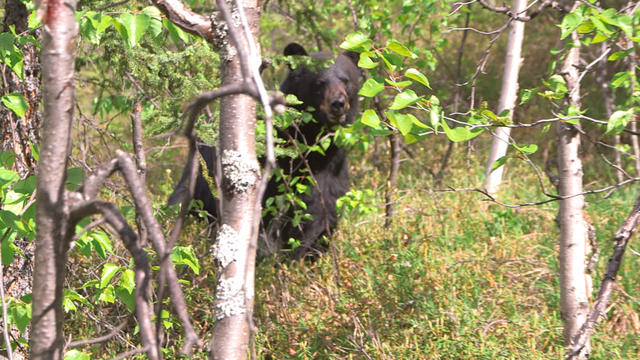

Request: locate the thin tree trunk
(556, 28), (589, 357)
(30, 1), (78, 359)
(483, 0), (527, 194)
(209, 1), (261, 359)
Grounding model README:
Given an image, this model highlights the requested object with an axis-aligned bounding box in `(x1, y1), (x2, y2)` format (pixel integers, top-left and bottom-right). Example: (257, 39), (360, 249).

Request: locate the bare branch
(67, 321), (128, 348)
(68, 199), (159, 360)
(151, 0), (215, 42)
(115, 151), (201, 354)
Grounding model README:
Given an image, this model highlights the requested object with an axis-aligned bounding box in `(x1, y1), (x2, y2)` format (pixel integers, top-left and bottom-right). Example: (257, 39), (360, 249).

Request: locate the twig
(124, 71), (160, 110)
(67, 320), (128, 348)
(109, 346), (147, 360)
(116, 151), (201, 354)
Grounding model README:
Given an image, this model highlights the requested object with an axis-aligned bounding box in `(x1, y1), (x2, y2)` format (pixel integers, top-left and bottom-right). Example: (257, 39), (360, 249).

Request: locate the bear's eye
(338, 75), (349, 84)
(315, 78), (327, 87)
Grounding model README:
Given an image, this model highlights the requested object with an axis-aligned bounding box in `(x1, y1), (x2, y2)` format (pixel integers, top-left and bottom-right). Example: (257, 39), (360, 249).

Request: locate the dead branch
(67, 321), (128, 348)
(115, 151), (201, 354)
(68, 198), (159, 360)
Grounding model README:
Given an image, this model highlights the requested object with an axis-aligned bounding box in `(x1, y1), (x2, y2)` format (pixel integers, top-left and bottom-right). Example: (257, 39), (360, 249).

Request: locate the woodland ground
(152, 136), (640, 359)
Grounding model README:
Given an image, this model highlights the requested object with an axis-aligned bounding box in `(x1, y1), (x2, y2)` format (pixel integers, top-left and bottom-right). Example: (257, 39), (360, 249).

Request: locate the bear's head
(280, 43), (360, 127)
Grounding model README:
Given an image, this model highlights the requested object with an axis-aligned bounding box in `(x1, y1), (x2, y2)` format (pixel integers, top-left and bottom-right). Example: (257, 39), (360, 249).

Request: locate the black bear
(169, 43), (360, 259)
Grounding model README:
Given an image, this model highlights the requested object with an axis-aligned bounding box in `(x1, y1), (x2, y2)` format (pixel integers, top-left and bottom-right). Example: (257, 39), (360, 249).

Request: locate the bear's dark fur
(169, 43), (360, 259)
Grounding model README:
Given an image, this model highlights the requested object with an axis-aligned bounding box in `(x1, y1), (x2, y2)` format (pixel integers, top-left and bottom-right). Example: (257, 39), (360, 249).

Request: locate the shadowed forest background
(1, 0), (640, 359)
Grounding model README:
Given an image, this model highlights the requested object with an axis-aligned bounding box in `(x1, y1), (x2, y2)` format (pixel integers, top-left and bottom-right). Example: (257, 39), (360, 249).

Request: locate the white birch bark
(557, 28), (589, 357)
(209, 1), (261, 359)
(483, 0), (527, 194)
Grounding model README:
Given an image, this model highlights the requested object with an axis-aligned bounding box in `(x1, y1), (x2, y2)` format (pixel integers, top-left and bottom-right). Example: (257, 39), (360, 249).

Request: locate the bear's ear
(284, 43), (308, 56)
(342, 51), (360, 65)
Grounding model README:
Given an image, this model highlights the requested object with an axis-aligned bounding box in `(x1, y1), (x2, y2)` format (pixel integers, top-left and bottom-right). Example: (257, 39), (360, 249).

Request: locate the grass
(60, 138), (640, 359)
(250, 140), (640, 359)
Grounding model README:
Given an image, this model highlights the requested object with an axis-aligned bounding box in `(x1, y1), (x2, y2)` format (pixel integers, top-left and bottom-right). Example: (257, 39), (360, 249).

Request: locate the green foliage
(1, 93), (27, 118)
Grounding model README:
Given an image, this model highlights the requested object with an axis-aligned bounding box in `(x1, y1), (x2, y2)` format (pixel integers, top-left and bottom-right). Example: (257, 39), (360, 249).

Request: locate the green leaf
(98, 284), (116, 303)
(380, 53), (396, 71)
(560, 12), (583, 40)
(64, 349), (91, 360)
(405, 68), (431, 89)
(163, 18), (191, 45)
(390, 90), (420, 110)
(0, 33), (24, 80)
(440, 120), (483, 142)
(358, 78), (385, 97)
(142, 6), (162, 19)
(0, 168), (19, 189)
(1, 93), (28, 118)
(116, 287), (135, 311)
(481, 109), (498, 122)
(519, 88), (538, 105)
(615, 14), (633, 37)
(360, 109), (381, 129)
(161, 309), (174, 329)
(171, 246), (200, 275)
(119, 269), (136, 293)
(513, 143), (539, 155)
(62, 290), (91, 313)
(590, 14), (615, 37)
(386, 40), (415, 58)
(99, 263), (120, 289)
(1, 232), (16, 266)
(340, 32), (371, 51)
(358, 53), (378, 69)
(490, 155), (509, 171)
(6, 299), (31, 332)
(606, 110), (633, 135)
(546, 74), (568, 94)
(385, 79), (412, 88)
(115, 13), (150, 47)
(90, 230), (113, 260)
(611, 71), (630, 88)
(608, 49), (633, 61)
(387, 111), (413, 136)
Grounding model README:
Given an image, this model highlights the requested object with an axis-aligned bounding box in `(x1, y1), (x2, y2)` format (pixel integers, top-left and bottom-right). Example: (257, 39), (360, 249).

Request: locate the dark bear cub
(169, 43), (360, 259)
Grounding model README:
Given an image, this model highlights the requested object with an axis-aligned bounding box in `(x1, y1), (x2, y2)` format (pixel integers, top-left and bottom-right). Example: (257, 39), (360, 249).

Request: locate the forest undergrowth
(247, 139), (640, 360)
(132, 137), (640, 359)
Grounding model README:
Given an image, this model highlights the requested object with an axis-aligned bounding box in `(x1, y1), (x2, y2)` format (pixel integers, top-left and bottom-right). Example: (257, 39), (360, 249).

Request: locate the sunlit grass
(252, 139), (640, 359)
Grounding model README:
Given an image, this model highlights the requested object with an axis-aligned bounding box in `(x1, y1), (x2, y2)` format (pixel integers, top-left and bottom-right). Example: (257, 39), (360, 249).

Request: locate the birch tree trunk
(557, 28), (589, 357)
(30, 0), (78, 359)
(209, 1), (261, 359)
(483, 0), (527, 194)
